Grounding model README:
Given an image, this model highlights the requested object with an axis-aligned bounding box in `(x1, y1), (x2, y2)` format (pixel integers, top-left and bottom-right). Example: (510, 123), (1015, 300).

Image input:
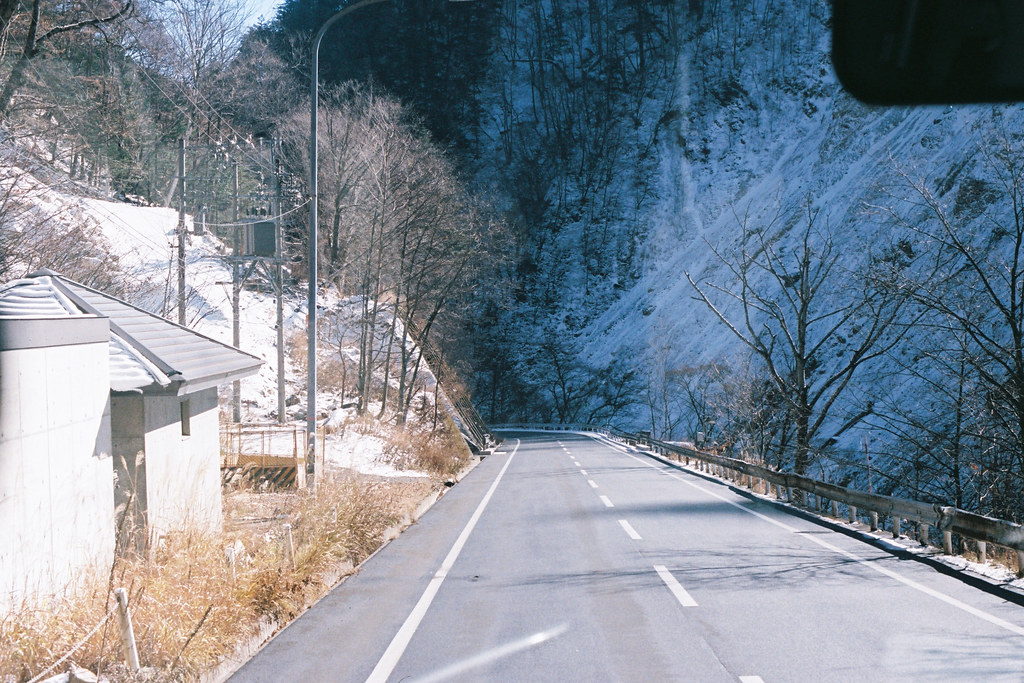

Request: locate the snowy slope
(568, 1), (1024, 457)
(56, 194), (426, 478)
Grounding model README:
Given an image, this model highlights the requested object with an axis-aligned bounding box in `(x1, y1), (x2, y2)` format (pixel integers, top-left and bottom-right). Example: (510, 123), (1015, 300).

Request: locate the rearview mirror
(832, 0), (1024, 104)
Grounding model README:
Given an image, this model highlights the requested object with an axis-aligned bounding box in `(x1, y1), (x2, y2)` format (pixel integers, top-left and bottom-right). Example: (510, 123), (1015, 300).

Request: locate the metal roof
(0, 271), (262, 394)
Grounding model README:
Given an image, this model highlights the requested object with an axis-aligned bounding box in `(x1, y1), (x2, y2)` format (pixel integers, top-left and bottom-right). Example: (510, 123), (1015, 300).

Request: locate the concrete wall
(0, 317), (113, 609)
(112, 387), (222, 550)
(111, 392), (147, 551)
(144, 388), (222, 537)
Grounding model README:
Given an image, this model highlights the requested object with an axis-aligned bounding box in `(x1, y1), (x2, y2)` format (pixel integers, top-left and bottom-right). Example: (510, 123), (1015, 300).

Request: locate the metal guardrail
(493, 423), (1024, 574)
(408, 324), (493, 453)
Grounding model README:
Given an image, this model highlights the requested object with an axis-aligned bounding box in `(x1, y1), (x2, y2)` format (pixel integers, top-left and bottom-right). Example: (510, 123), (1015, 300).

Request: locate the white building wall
(142, 388), (222, 539)
(0, 317), (113, 609)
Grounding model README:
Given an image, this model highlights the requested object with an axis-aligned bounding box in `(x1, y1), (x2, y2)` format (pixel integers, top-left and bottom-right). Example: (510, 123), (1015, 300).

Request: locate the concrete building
(0, 271), (261, 607)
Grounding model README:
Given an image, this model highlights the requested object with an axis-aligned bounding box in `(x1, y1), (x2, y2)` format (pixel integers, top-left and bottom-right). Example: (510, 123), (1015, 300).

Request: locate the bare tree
(640, 341), (689, 440)
(125, 0), (253, 143)
(687, 204), (911, 475)
(868, 328), (986, 507)
(710, 355), (794, 469)
(881, 137), (1024, 519)
(278, 86), (493, 421)
(0, 0), (134, 116)
(0, 161), (142, 296)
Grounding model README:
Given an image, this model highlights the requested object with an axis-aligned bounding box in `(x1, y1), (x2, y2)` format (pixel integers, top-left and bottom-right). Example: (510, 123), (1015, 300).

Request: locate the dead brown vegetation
(0, 476), (433, 682)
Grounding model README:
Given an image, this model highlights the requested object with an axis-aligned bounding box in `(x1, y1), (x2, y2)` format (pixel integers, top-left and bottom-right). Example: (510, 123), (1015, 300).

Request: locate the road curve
(228, 432), (1024, 682)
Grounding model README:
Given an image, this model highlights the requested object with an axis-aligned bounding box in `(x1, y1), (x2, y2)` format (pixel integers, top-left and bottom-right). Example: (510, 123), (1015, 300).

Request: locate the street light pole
(308, 0), (388, 486)
(307, 0), (474, 486)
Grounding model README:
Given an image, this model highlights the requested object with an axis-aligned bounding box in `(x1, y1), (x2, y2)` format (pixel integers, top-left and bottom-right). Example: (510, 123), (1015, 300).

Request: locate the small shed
(0, 271), (261, 605)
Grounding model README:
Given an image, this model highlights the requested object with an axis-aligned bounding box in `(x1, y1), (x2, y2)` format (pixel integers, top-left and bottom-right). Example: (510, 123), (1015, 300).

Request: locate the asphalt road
(228, 432), (1024, 682)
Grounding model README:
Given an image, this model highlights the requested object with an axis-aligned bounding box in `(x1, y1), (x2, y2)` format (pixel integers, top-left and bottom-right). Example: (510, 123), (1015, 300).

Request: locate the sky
(248, 0), (282, 27)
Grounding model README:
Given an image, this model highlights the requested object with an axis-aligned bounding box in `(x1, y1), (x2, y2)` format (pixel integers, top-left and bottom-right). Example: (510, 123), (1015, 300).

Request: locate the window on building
(180, 399), (191, 436)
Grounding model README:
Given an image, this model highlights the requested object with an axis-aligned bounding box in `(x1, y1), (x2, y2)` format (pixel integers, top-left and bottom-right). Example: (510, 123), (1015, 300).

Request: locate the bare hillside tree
(711, 356), (784, 466)
(0, 162), (141, 296)
(687, 205), (911, 475)
(881, 138), (1024, 519)
(278, 87), (494, 420)
(0, 0), (134, 116)
(125, 0), (253, 141)
(868, 329), (986, 508)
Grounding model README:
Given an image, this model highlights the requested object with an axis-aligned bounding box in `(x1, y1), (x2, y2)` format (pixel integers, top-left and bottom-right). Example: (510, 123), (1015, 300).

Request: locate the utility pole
(177, 137), (187, 325)
(232, 162), (242, 422)
(273, 142), (286, 425)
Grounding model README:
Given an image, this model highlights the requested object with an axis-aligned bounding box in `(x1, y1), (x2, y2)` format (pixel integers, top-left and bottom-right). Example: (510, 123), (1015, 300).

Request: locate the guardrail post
(831, 500), (839, 518)
(1017, 551), (1024, 578)
(870, 511), (879, 531)
(892, 516), (901, 539)
(977, 541), (987, 564)
(943, 530), (953, 554)
(786, 486), (794, 503)
(849, 505), (857, 524)
(919, 523), (929, 547)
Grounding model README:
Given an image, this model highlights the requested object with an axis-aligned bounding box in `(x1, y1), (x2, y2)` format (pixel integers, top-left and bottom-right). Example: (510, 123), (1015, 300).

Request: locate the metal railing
(411, 326), (493, 452)
(221, 423), (327, 488)
(493, 423), (1024, 575)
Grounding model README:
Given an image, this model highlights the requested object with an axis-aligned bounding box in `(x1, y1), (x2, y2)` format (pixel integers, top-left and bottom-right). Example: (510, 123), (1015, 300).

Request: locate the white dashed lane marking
(654, 565), (698, 608)
(618, 519), (642, 540)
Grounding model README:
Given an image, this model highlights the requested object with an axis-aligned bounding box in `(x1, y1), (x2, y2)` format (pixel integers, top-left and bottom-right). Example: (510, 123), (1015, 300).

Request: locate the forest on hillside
(4, 0), (1024, 523)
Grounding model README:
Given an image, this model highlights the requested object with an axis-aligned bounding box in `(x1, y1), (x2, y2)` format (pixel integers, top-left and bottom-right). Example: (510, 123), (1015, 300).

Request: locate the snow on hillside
(569, 1), (1024, 466)
(69, 194), (428, 479)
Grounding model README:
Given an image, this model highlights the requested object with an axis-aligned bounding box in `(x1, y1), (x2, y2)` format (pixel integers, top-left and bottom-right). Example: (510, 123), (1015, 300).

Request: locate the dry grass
(372, 419), (472, 479)
(0, 477), (433, 682)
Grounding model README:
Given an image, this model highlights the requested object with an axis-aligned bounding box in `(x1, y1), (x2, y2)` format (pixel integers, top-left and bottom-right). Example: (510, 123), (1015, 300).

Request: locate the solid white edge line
(597, 438), (1024, 639)
(366, 439), (521, 682)
(618, 519), (642, 541)
(600, 495), (614, 508)
(654, 564), (698, 607)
